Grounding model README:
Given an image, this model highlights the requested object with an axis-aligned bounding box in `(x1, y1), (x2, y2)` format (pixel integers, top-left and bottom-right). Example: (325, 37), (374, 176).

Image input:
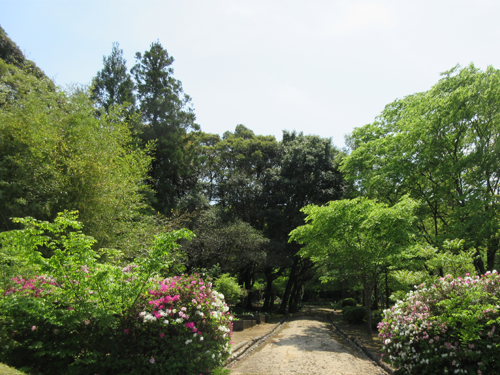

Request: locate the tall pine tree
(132, 41), (200, 213)
(91, 42), (135, 113)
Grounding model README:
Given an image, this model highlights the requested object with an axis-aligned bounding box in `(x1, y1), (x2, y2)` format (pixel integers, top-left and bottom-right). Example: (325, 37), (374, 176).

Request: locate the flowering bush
(379, 272), (500, 374)
(0, 212), (233, 374)
(132, 274), (233, 374)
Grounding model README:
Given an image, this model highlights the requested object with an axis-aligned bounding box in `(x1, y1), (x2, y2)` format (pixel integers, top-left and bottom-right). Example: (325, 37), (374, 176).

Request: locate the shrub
(379, 272), (500, 374)
(343, 306), (366, 324)
(0, 212), (233, 374)
(213, 273), (244, 305)
(371, 309), (383, 330)
(342, 298), (357, 307)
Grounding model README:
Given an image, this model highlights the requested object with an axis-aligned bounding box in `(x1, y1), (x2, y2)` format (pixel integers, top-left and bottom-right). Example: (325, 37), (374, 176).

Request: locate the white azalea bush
(379, 272), (500, 374)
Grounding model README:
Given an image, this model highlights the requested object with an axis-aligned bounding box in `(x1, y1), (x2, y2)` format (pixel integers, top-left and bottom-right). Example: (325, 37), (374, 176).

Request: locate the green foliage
(213, 273), (244, 305)
(184, 207), (268, 275)
(341, 298), (357, 307)
(380, 272), (500, 374)
(342, 306), (365, 324)
(371, 309), (383, 330)
(91, 42), (135, 114)
(290, 195), (419, 333)
(391, 239), (478, 296)
(0, 26), (48, 80)
(0, 213), (234, 374)
(342, 64), (500, 272)
(0, 61), (154, 251)
(132, 41), (200, 213)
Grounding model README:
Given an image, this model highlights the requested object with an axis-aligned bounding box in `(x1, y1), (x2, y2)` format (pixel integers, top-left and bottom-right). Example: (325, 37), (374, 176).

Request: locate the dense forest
(2, 24), (500, 373)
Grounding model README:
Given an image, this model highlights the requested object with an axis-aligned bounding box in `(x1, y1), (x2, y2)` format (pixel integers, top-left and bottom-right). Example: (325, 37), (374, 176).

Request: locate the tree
(91, 42), (135, 114)
(289, 196), (419, 334)
(199, 125), (279, 308)
(184, 206), (268, 308)
(267, 131), (347, 313)
(132, 41), (200, 213)
(342, 64), (500, 273)
(0, 60), (153, 251)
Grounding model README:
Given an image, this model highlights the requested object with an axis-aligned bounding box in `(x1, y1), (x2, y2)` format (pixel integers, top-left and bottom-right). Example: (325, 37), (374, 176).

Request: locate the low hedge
(342, 306), (366, 324)
(341, 298), (357, 307)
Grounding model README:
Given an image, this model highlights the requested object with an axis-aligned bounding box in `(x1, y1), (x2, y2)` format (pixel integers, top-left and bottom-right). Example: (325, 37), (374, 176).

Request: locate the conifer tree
(132, 41), (200, 213)
(91, 42), (135, 113)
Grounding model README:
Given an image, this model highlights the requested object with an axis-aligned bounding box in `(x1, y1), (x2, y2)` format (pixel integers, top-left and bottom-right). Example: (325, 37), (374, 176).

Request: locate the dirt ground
(229, 306), (387, 375)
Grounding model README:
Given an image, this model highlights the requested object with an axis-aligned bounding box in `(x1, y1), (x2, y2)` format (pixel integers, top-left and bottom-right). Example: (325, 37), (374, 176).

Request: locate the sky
(2, 0), (500, 148)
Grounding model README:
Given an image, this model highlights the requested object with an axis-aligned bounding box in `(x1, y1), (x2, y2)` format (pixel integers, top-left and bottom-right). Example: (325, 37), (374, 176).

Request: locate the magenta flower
(124, 329), (129, 334)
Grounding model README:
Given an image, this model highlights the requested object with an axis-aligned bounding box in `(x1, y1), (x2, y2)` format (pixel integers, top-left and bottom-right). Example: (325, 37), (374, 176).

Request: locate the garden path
(229, 307), (386, 375)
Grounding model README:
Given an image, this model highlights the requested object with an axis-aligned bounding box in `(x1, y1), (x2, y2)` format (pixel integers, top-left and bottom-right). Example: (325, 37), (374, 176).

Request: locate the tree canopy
(0, 60), (153, 250)
(290, 196), (419, 333)
(342, 64), (500, 273)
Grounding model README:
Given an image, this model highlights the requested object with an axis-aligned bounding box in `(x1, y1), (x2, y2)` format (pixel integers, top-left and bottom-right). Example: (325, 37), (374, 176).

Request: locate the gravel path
(229, 311), (386, 375)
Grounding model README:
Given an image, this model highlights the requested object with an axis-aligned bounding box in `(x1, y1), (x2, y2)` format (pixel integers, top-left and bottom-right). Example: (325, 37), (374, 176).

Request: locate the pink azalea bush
(0, 212), (232, 374)
(1, 271), (232, 374)
(379, 272), (500, 374)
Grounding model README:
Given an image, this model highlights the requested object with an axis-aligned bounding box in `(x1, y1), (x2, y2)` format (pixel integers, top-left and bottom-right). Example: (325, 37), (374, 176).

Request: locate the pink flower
(31, 326), (36, 331)
(68, 306), (73, 311)
(160, 333), (165, 338)
(124, 329), (129, 334)
(185, 322), (195, 329)
(150, 356), (155, 364)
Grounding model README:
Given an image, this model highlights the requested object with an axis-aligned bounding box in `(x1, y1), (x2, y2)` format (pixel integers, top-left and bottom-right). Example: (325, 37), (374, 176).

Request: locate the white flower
(200, 336), (204, 341)
(185, 339), (192, 345)
(163, 320), (169, 325)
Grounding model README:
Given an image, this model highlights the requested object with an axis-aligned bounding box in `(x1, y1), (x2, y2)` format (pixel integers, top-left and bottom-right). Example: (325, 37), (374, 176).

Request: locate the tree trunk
(289, 282), (301, 313)
(278, 258), (298, 314)
(263, 267), (282, 312)
(364, 283), (373, 335)
(487, 237), (499, 271)
(242, 267), (254, 310)
(385, 269), (389, 309)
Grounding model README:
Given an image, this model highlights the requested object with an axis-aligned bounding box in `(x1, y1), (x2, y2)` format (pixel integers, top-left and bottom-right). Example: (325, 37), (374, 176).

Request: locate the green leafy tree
(289, 196), (419, 334)
(193, 126), (279, 308)
(342, 64), (500, 273)
(267, 131), (347, 313)
(0, 60), (153, 250)
(132, 41), (200, 213)
(184, 207), (268, 279)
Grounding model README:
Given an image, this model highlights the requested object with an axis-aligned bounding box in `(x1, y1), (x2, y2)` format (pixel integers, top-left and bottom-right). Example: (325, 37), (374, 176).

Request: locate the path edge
(328, 314), (396, 375)
(224, 315), (288, 368)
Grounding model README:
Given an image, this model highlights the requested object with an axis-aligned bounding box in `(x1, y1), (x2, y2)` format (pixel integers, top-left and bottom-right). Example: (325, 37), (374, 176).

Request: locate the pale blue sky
(2, 0), (500, 148)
